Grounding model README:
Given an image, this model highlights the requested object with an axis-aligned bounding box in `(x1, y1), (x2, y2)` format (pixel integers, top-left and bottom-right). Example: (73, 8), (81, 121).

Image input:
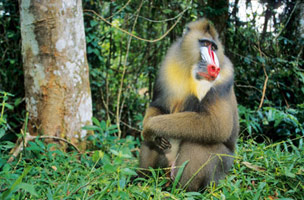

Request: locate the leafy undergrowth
(1, 129), (303, 200)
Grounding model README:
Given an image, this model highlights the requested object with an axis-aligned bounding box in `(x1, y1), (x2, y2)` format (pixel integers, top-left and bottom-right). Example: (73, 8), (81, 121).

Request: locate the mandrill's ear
(183, 26), (191, 36)
(202, 19), (218, 40)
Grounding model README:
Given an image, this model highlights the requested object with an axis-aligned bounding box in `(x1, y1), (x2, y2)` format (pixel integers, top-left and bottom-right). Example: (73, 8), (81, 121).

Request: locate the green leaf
(149, 167), (157, 179)
(4, 103), (13, 110)
(172, 160), (189, 192)
(121, 168), (137, 176)
(90, 20), (98, 27)
(0, 141), (15, 151)
(104, 163), (117, 173)
(92, 117), (101, 127)
(285, 171), (296, 178)
(185, 192), (202, 197)
(110, 149), (119, 156)
(14, 98), (22, 106)
(82, 125), (100, 131)
(119, 179), (126, 189)
(1, 166), (32, 199)
(100, 120), (107, 129)
(244, 56), (251, 64)
(0, 129), (5, 139)
(27, 141), (43, 152)
(163, 9), (171, 14)
(257, 56), (265, 63)
(16, 183), (38, 197)
(92, 150), (104, 163)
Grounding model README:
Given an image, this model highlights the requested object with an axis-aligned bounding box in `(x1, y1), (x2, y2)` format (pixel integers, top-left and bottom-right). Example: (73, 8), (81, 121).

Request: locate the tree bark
(20, 0), (92, 146)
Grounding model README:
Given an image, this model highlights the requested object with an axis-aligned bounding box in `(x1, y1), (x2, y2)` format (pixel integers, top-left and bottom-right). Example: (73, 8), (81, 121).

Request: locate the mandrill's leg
(138, 141), (168, 177)
(173, 142), (234, 191)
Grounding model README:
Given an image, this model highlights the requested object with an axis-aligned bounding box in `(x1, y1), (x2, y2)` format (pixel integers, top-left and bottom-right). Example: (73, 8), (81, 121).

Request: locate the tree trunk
(261, 3), (272, 40)
(206, 0), (229, 44)
(298, 1), (304, 40)
(297, 1), (304, 60)
(20, 0), (92, 146)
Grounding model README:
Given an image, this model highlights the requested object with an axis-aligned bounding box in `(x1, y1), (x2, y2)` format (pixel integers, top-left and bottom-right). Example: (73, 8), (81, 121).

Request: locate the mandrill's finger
(158, 144), (169, 151)
(158, 144), (166, 151)
(161, 138), (171, 149)
(154, 137), (169, 150)
(158, 138), (171, 150)
(160, 142), (168, 149)
(162, 138), (171, 145)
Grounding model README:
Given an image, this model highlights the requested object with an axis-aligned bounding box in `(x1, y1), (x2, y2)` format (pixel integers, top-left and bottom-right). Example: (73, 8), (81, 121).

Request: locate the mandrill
(139, 18), (239, 191)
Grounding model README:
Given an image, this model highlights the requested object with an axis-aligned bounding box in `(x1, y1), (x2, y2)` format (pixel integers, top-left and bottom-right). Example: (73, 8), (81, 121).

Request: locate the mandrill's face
(191, 38), (220, 82)
(196, 39), (220, 81)
(180, 20), (223, 83)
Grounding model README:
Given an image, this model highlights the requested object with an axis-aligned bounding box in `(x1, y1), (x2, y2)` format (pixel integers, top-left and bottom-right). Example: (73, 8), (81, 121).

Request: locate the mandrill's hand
(155, 136), (171, 150)
(142, 123), (171, 151)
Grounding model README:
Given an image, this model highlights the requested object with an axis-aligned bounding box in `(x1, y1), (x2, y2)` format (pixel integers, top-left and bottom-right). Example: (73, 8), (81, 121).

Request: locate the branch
(235, 83), (262, 93)
(275, 1), (299, 40)
(105, 0), (131, 20)
(133, 8), (190, 23)
(83, 5), (187, 43)
(116, 1), (143, 138)
(258, 65), (269, 110)
(257, 45), (269, 111)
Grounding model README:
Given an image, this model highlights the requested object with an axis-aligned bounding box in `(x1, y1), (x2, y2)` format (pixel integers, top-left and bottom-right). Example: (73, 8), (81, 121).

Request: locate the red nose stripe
(208, 45), (216, 65)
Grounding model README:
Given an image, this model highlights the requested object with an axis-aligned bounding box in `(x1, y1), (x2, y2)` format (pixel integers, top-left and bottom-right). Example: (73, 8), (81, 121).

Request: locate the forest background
(0, 0), (303, 199)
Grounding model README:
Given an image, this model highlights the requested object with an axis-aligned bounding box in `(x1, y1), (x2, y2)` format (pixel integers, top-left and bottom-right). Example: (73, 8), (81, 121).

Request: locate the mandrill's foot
(155, 137), (171, 150)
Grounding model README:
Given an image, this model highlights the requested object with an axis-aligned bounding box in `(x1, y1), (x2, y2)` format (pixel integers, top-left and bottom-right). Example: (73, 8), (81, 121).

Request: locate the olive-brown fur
(139, 18), (239, 191)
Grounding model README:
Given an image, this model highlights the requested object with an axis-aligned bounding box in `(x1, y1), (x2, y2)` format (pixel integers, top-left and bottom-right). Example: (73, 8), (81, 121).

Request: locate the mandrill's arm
(142, 106), (172, 149)
(143, 96), (236, 144)
(142, 107), (163, 127)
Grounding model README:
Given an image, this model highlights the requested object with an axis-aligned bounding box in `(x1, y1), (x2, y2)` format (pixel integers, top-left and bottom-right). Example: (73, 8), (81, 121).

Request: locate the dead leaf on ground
(242, 161), (266, 172)
(51, 166), (57, 171)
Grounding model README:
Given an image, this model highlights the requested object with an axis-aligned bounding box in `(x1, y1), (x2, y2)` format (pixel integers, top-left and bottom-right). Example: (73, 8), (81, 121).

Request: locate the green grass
(0, 133), (303, 200)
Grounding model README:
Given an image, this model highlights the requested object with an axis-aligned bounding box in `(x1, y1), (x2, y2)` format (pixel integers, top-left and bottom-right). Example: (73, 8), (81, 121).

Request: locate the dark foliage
(1, 0), (303, 142)
(0, 0), (24, 139)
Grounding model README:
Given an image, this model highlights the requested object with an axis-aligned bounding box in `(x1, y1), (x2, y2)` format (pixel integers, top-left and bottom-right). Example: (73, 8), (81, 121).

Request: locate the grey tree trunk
(298, 1), (304, 39)
(20, 0), (92, 146)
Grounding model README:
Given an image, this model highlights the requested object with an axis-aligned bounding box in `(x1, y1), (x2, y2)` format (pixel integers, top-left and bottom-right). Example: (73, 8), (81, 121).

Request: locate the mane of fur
(156, 19), (234, 112)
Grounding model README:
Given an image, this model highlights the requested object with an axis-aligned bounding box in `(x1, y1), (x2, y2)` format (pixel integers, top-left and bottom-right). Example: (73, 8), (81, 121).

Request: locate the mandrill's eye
(199, 39), (210, 47)
(199, 39), (218, 51)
